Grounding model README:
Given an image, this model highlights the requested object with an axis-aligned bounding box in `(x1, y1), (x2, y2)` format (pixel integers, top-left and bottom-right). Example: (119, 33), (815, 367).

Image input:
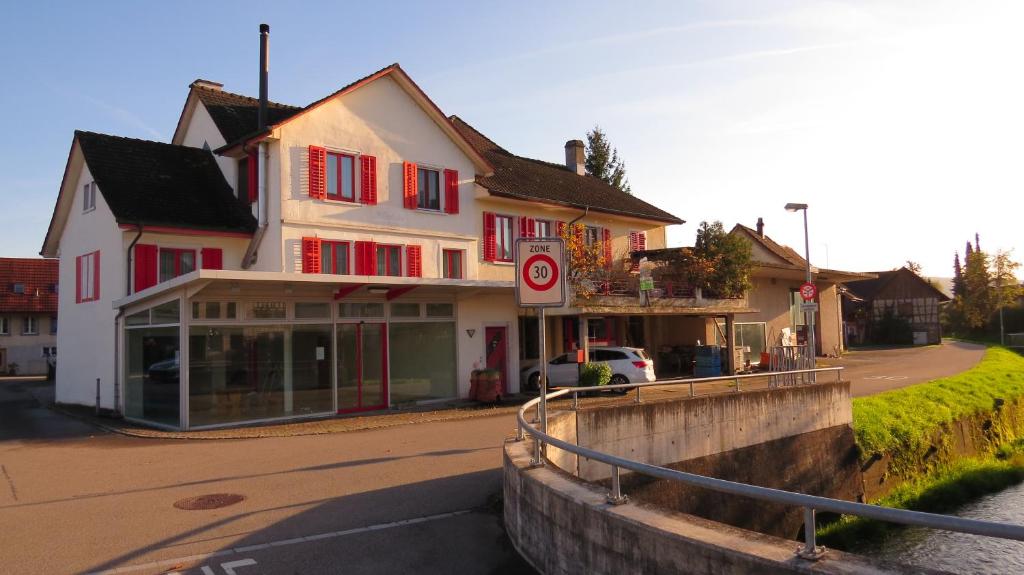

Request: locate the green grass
(819, 442), (1024, 549)
(852, 347), (1024, 471)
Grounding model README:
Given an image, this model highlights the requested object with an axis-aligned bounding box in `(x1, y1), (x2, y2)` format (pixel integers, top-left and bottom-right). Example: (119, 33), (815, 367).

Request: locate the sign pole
(538, 306), (547, 459)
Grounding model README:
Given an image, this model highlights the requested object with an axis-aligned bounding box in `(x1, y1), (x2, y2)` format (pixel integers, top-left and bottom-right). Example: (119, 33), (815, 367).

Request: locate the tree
(992, 250), (1022, 310)
(585, 126), (631, 194)
(679, 221), (753, 298)
(961, 244), (991, 330)
(560, 222), (606, 301)
(905, 261), (922, 275)
(952, 252), (965, 299)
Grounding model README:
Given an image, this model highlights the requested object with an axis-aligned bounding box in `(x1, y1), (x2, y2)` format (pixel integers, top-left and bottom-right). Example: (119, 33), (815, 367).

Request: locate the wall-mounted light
(367, 286), (390, 295)
(466, 329), (476, 338)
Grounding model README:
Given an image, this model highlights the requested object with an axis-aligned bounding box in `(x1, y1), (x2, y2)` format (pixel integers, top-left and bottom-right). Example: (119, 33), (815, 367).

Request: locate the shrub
(579, 362), (612, 387)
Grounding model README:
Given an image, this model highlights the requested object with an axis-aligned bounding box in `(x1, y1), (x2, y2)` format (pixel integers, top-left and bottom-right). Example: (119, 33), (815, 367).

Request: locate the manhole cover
(173, 493), (245, 510)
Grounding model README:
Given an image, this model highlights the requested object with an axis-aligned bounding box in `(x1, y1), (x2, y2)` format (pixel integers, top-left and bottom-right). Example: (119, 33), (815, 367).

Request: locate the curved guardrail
(515, 368), (1024, 560)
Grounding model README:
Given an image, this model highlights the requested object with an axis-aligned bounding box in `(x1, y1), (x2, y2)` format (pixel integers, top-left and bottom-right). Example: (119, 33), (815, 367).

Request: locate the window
(789, 291), (807, 326)
(495, 215), (513, 262)
(320, 241), (350, 275)
(339, 302), (384, 318)
(158, 248), (196, 283)
(294, 302), (330, 319)
(50, 316), (57, 334)
(376, 245), (402, 277)
(0, 317), (8, 335)
(42, 346), (57, 358)
(23, 316), (38, 335)
(535, 219), (552, 238)
(391, 303), (420, 317)
(426, 303), (454, 318)
(82, 182), (96, 212)
(584, 226), (600, 247)
(12, 283), (24, 294)
(326, 152), (356, 201)
(417, 167), (440, 210)
(76, 251), (100, 303)
(442, 249), (464, 279)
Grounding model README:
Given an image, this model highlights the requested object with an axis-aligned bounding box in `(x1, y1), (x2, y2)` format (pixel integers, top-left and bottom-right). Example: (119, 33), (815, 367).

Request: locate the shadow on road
(0, 379), (103, 443)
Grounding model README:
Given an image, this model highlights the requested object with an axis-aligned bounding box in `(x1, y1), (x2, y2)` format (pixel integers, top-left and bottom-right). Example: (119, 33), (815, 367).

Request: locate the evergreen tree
(952, 252), (965, 299)
(962, 242), (991, 330)
(584, 126), (632, 194)
(679, 221), (753, 298)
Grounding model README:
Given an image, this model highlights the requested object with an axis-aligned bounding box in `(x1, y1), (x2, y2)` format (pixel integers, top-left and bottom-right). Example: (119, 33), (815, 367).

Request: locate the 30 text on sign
(515, 238), (566, 307)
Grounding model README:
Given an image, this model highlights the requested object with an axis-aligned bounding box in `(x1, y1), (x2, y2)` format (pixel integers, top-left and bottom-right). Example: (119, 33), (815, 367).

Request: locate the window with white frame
(584, 225), (600, 247)
(495, 214), (514, 262)
(76, 251), (100, 303)
(534, 219), (552, 238)
(23, 316), (38, 335)
(417, 167), (441, 210)
(83, 182), (97, 212)
(42, 346), (57, 358)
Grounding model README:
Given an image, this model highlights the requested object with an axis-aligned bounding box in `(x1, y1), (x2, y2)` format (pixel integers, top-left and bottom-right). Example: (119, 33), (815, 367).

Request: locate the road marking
(84, 509), (474, 575)
(1, 464), (16, 501)
(863, 375), (909, 381)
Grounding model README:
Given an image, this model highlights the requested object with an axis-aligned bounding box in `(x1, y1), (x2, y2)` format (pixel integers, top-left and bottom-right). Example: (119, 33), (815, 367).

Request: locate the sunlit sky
(2, 1), (1021, 278)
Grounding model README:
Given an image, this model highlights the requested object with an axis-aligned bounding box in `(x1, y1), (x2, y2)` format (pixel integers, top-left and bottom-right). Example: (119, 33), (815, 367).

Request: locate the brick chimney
(564, 140), (585, 175)
(756, 217), (765, 238)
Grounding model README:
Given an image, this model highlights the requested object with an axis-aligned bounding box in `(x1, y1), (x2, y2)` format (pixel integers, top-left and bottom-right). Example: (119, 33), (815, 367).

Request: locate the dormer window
(82, 182), (96, 212)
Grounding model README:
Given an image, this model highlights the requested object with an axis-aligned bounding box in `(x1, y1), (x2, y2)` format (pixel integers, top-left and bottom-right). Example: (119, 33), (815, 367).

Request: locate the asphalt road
(0, 380), (533, 575)
(0, 341), (987, 574)
(825, 340), (987, 397)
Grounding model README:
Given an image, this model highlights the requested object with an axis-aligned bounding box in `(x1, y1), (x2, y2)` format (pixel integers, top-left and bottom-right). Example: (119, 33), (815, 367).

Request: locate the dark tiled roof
(845, 268), (951, 302)
(449, 116), (683, 224)
(733, 224), (807, 268)
(193, 85), (302, 144)
(0, 258), (58, 313)
(76, 131), (256, 233)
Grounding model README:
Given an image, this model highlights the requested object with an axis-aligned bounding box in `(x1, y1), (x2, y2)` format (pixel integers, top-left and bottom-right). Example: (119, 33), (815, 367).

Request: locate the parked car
(520, 346), (655, 392)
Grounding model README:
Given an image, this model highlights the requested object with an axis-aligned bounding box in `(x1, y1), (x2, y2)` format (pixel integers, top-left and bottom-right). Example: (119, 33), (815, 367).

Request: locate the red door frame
(338, 322), (389, 414)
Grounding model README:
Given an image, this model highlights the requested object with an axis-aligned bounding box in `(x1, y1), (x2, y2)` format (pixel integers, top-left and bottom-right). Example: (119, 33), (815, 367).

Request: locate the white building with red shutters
(39, 26), (697, 430)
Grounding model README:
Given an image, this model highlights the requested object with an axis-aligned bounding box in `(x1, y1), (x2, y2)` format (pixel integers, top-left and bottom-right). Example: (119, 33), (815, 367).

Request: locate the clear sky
(2, 1), (1021, 278)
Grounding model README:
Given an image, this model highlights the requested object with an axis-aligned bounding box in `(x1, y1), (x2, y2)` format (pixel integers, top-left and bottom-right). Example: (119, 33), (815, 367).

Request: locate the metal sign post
(515, 238), (566, 465)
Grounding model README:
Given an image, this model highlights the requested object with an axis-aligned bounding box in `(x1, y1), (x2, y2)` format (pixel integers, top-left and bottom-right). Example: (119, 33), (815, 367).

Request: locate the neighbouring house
(843, 266), (951, 346)
(40, 26), (696, 430)
(0, 258), (58, 376)
(728, 219), (873, 362)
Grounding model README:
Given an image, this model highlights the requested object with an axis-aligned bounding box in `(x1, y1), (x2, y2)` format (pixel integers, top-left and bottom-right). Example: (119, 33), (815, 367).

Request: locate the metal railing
(515, 368), (1024, 560)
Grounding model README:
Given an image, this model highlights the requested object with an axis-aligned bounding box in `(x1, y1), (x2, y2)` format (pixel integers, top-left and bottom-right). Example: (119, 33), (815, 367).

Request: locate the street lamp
(785, 203), (815, 368)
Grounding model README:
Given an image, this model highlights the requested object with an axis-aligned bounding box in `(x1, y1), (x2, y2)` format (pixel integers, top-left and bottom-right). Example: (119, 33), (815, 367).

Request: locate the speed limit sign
(799, 281), (817, 302)
(515, 238), (566, 307)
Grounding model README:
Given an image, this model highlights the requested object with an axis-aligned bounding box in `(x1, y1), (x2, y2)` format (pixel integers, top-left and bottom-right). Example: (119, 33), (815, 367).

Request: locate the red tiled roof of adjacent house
(449, 116), (684, 224)
(0, 258), (58, 313)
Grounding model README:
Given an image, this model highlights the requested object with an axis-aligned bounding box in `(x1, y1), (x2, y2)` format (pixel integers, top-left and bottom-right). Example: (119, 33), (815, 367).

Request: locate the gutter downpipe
(242, 24), (270, 270)
(114, 224), (144, 417)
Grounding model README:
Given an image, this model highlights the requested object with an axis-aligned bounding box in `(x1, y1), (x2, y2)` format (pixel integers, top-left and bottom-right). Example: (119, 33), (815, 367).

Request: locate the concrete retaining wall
(504, 438), (929, 575)
(557, 380), (851, 481)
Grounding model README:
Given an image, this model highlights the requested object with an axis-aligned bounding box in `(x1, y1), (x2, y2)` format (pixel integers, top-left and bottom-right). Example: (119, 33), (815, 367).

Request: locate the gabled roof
(212, 64), (493, 174)
(0, 258), (58, 314)
(191, 85), (302, 144)
(844, 267), (951, 302)
(730, 223), (873, 282)
(449, 116), (684, 225)
(41, 132), (256, 255)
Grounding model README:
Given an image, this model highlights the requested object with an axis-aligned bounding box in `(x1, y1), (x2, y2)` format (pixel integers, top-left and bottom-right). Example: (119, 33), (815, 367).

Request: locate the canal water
(855, 481), (1024, 573)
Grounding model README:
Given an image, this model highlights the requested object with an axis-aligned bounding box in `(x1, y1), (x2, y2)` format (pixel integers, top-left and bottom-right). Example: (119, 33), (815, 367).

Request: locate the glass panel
(391, 303), (420, 318)
(291, 325), (334, 414)
(152, 300), (181, 324)
(361, 323), (386, 408)
(126, 309), (149, 326)
(248, 301), (286, 319)
(338, 303), (384, 318)
(180, 252), (195, 275)
(425, 303), (453, 318)
(205, 302), (221, 320)
(389, 248), (400, 276)
(191, 302), (200, 320)
(340, 156), (354, 200)
(295, 302), (330, 319)
(337, 324), (359, 411)
(159, 250), (176, 283)
(389, 322), (456, 403)
(226, 302), (237, 319)
(125, 325), (180, 427)
(736, 323), (767, 365)
(326, 154), (338, 197)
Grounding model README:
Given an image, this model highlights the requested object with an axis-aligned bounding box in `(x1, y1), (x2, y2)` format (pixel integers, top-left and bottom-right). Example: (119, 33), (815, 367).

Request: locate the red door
(485, 326), (508, 394)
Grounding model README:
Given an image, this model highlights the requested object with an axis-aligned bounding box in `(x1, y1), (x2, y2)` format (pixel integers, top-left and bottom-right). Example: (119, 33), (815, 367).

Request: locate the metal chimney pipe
(258, 23), (269, 131)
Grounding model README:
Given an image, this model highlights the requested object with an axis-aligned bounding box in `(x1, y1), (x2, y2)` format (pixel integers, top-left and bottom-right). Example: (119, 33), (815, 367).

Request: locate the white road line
(84, 509), (475, 575)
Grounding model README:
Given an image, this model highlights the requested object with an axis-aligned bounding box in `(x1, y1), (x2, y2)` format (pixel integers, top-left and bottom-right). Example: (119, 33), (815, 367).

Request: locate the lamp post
(785, 203), (815, 367)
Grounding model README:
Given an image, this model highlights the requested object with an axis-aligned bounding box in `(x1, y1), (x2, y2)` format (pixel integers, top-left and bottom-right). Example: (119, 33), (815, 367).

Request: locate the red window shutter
(518, 217), (529, 239)
(638, 232), (647, 251)
(75, 255), (82, 303)
(360, 155), (378, 205)
(483, 212), (497, 262)
(201, 247), (223, 270)
(93, 251), (100, 300)
(406, 245), (422, 277)
(602, 228), (612, 269)
(247, 151), (258, 203)
(629, 232), (639, 253)
(309, 146), (326, 199)
(443, 169), (459, 214)
(556, 221), (567, 238)
(134, 244), (158, 293)
(301, 237), (322, 274)
(403, 161), (418, 209)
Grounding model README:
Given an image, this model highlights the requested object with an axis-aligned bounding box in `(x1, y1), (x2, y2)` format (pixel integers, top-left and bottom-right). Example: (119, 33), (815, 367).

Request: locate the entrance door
(0, 348), (6, 373)
(337, 323), (388, 413)
(485, 326), (508, 393)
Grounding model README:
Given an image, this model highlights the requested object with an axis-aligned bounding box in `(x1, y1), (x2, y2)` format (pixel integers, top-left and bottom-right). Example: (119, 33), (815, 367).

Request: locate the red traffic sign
(515, 238), (566, 307)
(799, 282), (817, 302)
